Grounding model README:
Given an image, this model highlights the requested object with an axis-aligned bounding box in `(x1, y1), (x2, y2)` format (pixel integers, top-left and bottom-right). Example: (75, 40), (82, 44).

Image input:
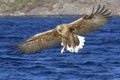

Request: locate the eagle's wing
(17, 29), (61, 53)
(69, 5), (111, 35)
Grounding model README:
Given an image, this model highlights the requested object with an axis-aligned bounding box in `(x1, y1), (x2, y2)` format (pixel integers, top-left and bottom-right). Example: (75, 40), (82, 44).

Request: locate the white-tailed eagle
(17, 5), (111, 54)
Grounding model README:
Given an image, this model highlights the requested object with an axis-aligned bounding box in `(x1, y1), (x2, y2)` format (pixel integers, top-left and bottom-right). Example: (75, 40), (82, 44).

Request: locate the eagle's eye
(59, 29), (62, 32)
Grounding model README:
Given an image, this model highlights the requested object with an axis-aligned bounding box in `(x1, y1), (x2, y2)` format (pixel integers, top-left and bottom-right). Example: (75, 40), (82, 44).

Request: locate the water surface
(0, 17), (120, 80)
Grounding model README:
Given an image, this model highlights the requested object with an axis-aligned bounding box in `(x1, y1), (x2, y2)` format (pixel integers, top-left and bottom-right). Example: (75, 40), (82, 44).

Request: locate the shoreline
(0, 15), (119, 18)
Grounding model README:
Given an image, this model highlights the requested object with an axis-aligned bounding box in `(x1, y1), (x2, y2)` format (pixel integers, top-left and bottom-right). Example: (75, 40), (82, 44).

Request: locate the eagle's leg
(61, 38), (67, 54)
(61, 46), (66, 54)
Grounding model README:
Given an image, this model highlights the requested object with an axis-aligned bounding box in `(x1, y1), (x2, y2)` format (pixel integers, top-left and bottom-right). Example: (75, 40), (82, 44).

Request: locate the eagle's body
(56, 24), (85, 53)
(17, 5), (111, 54)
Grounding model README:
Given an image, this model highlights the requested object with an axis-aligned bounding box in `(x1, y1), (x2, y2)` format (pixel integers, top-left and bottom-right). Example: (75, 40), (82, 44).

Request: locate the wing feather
(69, 5), (111, 35)
(17, 29), (61, 53)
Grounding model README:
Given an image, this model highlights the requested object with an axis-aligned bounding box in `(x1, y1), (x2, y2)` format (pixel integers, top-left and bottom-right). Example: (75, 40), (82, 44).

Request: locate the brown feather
(69, 5), (111, 35)
(18, 29), (61, 53)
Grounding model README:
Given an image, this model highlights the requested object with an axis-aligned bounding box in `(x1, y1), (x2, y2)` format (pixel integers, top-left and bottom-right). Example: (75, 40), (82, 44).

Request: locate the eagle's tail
(67, 35), (85, 53)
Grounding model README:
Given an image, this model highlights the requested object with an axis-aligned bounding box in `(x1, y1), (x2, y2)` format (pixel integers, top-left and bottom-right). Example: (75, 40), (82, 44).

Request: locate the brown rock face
(0, 0), (120, 16)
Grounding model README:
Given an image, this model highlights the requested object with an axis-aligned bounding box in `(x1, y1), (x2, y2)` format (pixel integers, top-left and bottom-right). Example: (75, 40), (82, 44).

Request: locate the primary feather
(69, 5), (111, 35)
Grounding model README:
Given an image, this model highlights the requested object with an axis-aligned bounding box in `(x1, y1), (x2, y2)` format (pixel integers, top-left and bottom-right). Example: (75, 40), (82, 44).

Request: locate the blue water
(0, 17), (120, 80)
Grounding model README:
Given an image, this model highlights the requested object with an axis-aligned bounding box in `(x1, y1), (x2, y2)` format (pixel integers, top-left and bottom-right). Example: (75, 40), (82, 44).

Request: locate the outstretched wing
(69, 5), (111, 35)
(17, 29), (61, 53)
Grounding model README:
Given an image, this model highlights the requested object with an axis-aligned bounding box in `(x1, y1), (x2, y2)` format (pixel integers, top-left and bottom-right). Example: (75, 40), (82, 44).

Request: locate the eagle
(17, 5), (111, 54)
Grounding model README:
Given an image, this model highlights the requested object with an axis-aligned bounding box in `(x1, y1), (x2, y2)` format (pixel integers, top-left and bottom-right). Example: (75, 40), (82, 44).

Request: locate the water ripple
(0, 17), (120, 80)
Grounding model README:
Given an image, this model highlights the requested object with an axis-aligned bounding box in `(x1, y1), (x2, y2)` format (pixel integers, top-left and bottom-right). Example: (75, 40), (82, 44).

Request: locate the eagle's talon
(61, 49), (64, 54)
(61, 46), (66, 54)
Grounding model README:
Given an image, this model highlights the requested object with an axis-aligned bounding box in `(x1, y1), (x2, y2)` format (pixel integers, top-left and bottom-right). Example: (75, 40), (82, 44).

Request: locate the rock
(0, 0), (120, 17)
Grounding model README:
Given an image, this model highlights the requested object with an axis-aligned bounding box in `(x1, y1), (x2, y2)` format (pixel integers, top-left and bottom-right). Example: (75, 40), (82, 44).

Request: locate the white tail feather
(67, 46), (74, 52)
(67, 35), (85, 53)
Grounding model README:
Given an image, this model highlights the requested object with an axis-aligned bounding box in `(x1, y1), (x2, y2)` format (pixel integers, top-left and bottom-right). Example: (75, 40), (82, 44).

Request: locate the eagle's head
(56, 24), (70, 37)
